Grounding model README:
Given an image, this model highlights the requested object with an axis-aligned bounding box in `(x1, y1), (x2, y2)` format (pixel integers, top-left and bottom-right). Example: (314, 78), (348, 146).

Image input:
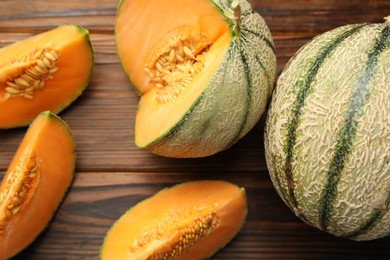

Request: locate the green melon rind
(320, 25), (390, 238)
(208, 0), (238, 38)
(275, 24), (367, 215)
(138, 0), (276, 158)
(264, 22), (390, 241)
(0, 25), (94, 129)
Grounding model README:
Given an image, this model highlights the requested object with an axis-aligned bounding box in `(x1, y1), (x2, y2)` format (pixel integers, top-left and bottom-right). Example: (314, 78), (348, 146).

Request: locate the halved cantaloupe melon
(116, 0), (276, 158)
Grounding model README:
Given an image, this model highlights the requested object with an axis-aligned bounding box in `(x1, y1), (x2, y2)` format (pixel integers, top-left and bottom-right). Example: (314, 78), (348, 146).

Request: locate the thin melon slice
(115, 0), (276, 158)
(0, 25), (94, 129)
(0, 111), (75, 259)
(100, 180), (247, 259)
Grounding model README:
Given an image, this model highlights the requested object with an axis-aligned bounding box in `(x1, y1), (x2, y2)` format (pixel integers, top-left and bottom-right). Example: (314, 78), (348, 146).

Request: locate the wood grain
(1, 0), (390, 259)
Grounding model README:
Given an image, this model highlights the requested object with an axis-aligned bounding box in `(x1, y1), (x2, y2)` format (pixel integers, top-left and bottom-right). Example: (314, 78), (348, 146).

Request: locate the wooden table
(1, 0), (389, 259)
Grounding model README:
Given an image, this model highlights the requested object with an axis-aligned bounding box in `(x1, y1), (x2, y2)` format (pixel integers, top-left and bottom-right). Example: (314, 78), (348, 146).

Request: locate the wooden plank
(253, 0), (390, 33)
(0, 0), (389, 33)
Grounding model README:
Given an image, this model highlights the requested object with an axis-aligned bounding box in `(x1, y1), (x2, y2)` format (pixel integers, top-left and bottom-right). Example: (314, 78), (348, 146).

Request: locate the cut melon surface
(0, 111), (75, 259)
(100, 180), (247, 260)
(0, 25), (94, 129)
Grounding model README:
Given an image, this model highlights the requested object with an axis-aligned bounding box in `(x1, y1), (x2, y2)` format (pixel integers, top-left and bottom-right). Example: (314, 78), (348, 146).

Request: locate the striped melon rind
(264, 22), (390, 241)
(143, 0), (276, 158)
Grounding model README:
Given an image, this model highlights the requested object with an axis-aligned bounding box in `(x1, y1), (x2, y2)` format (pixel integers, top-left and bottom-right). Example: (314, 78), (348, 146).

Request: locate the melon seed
(12, 206), (21, 215)
(183, 46), (195, 59)
(2, 46), (59, 101)
(44, 52), (56, 61)
(15, 77), (30, 87)
(5, 87), (20, 94)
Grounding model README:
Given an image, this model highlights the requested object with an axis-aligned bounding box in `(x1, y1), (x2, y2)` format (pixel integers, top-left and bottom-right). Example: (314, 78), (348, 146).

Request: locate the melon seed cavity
(1, 44), (59, 101)
(145, 34), (209, 104)
(129, 203), (220, 259)
(0, 149), (40, 220)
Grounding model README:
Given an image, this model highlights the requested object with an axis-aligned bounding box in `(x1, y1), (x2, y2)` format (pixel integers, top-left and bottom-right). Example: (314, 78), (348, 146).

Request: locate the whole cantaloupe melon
(264, 19), (390, 241)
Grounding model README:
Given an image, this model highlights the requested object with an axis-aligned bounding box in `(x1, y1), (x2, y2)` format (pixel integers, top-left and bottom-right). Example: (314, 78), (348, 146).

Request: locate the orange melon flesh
(0, 111), (75, 259)
(100, 181), (247, 260)
(115, 0), (232, 147)
(116, 0), (231, 94)
(0, 25), (93, 128)
(135, 33), (230, 147)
